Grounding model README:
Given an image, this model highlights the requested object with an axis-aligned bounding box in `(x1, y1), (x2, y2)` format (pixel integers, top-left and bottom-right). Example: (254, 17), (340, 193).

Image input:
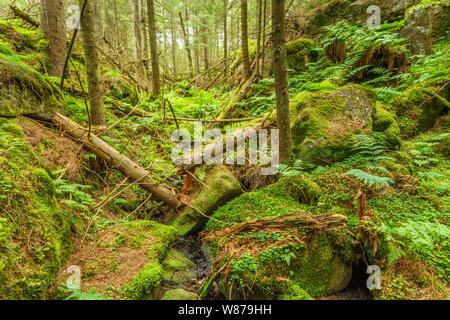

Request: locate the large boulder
(393, 76), (449, 137)
(300, 0), (421, 35)
(290, 84), (376, 164)
(400, 1), (450, 55)
(0, 57), (64, 120)
(285, 38), (319, 74)
(204, 176), (354, 299)
(373, 102), (402, 149)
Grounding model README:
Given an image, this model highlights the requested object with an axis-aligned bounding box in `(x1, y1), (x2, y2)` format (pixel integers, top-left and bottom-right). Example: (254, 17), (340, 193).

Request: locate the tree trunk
(133, 0), (146, 89)
(179, 9), (193, 77)
(256, 0), (262, 78)
(40, 0), (66, 77)
(262, 0), (267, 76)
(141, 0), (150, 79)
(171, 12), (177, 75)
(241, 0), (250, 80)
(52, 112), (182, 209)
(79, 0), (105, 126)
(223, 0), (228, 78)
(146, 0), (161, 95)
(201, 17), (210, 71)
(272, 0), (291, 163)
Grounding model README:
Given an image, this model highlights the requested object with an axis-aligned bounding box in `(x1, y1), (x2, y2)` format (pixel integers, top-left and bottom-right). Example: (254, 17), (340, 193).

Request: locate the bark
(141, 0), (150, 79)
(52, 112), (182, 209)
(240, 0), (250, 79)
(201, 16), (210, 71)
(133, 0), (145, 88)
(179, 8), (193, 76)
(223, 0), (228, 77)
(146, 0), (161, 95)
(40, 0), (66, 77)
(171, 12), (177, 74)
(272, 0), (291, 163)
(256, 0), (263, 78)
(10, 5), (39, 27)
(262, 0), (267, 76)
(79, 0), (105, 126)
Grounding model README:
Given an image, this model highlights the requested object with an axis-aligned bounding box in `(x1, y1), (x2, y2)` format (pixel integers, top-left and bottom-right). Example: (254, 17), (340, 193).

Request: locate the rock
(393, 76), (449, 137)
(169, 166), (243, 236)
(285, 38), (319, 74)
(290, 84), (375, 164)
(162, 289), (197, 300)
(161, 249), (197, 285)
(302, 0), (421, 35)
(205, 178), (354, 299)
(373, 102), (402, 149)
(290, 233), (352, 296)
(401, 1), (450, 55)
(0, 57), (64, 120)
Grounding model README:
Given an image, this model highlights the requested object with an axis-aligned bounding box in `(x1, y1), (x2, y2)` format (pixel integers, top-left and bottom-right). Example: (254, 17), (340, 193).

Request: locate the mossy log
(51, 112), (182, 209)
(201, 213), (348, 242)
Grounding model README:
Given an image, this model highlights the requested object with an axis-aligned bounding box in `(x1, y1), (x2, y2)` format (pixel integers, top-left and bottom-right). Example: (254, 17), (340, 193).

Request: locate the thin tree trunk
(141, 0), (150, 79)
(40, 0), (66, 77)
(256, 0), (262, 78)
(78, 0), (105, 126)
(179, 8), (193, 76)
(133, 0), (145, 89)
(272, 0), (291, 163)
(146, 0), (161, 95)
(201, 17), (210, 71)
(223, 0), (228, 78)
(171, 11), (177, 75)
(241, 0), (250, 79)
(262, 0), (267, 76)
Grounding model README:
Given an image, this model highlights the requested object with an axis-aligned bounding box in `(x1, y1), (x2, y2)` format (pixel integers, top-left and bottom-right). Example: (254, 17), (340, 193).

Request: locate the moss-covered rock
(0, 54), (64, 119)
(285, 38), (318, 73)
(303, 0), (420, 35)
(401, 0), (450, 55)
(162, 288), (197, 300)
(393, 76), (449, 137)
(169, 166), (243, 235)
(290, 233), (352, 296)
(290, 84), (375, 164)
(0, 119), (71, 299)
(373, 103), (402, 149)
(205, 176), (354, 299)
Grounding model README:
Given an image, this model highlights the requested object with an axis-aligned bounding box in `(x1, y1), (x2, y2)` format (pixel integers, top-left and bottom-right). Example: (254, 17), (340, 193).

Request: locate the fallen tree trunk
(201, 213), (348, 242)
(52, 112), (183, 209)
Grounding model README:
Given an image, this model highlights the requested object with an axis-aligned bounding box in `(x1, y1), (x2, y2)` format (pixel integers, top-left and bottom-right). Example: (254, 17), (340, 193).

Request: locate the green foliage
(54, 178), (95, 212)
(344, 135), (394, 187)
(344, 169), (394, 188)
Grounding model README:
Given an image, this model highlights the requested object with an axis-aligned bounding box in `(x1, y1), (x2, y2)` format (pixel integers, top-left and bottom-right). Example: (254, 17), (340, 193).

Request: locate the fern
(278, 159), (312, 177)
(345, 169), (394, 188)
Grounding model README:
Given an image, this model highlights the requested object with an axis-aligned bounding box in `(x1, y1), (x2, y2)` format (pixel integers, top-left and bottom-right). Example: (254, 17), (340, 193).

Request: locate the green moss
(34, 168), (56, 198)
(124, 262), (163, 300)
(373, 103), (402, 149)
(393, 76), (449, 137)
(277, 284), (313, 300)
(0, 122), (71, 299)
(290, 84), (375, 164)
(286, 38), (315, 55)
(162, 249), (195, 271)
(170, 166), (242, 235)
(162, 289), (197, 300)
(291, 233), (352, 297)
(271, 175), (322, 205)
